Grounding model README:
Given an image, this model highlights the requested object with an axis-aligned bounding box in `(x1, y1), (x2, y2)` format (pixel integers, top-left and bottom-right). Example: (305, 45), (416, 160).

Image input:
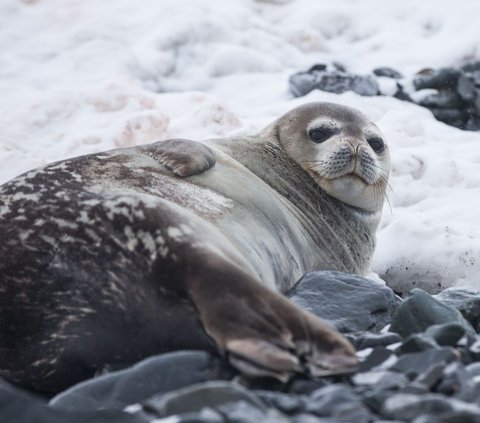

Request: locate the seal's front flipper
(188, 253), (357, 382)
(141, 139), (216, 177)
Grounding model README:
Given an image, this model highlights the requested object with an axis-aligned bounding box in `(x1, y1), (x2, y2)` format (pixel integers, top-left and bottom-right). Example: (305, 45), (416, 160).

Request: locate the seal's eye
(367, 137), (385, 153)
(308, 128), (332, 143)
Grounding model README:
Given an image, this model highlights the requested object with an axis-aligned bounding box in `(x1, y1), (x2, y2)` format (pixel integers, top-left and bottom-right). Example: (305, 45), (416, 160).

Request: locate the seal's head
(267, 102), (391, 213)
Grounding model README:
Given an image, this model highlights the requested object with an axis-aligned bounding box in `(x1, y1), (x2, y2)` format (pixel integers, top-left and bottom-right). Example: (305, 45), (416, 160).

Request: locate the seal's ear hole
(308, 128), (334, 144)
(367, 137), (385, 154)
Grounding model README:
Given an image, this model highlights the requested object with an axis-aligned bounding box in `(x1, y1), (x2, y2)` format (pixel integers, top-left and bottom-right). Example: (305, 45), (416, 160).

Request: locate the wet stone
(373, 67), (403, 79)
(359, 347), (396, 372)
(305, 384), (360, 416)
(347, 331), (402, 350)
(289, 271), (400, 333)
(143, 381), (267, 418)
(390, 289), (475, 338)
(435, 288), (480, 332)
(382, 393), (455, 420)
(255, 391), (305, 415)
(396, 333), (439, 354)
(389, 348), (458, 379)
(50, 351), (232, 412)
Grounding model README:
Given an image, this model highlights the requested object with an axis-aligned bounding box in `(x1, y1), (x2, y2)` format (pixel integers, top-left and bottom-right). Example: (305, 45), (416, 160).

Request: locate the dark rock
(306, 384), (360, 416)
(289, 271), (400, 333)
(436, 362), (467, 396)
(359, 348), (396, 372)
(287, 377), (329, 395)
(332, 401), (375, 423)
(464, 114), (480, 131)
(374, 67), (404, 79)
(431, 107), (468, 128)
(291, 414), (342, 423)
(0, 379), (147, 423)
(415, 362), (446, 389)
(401, 382), (430, 395)
(347, 331), (402, 350)
(435, 288), (480, 332)
(457, 74), (477, 102)
(461, 61), (480, 73)
(397, 333), (439, 354)
(143, 381), (267, 418)
(413, 410), (480, 423)
(465, 362), (480, 378)
(457, 379), (480, 404)
(171, 408), (224, 423)
(255, 390), (305, 415)
(394, 83), (413, 101)
(50, 351), (232, 412)
(390, 348), (458, 379)
(308, 63), (328, 72)
(289, 69), (379, 98)
(413, 67), (461, 91)
(425, 323), (467, 346)
(217, 400), (288, 423)
(417, 91), (463, 109)
(382, 393), (455, 420)
(390, 289), (475, 338)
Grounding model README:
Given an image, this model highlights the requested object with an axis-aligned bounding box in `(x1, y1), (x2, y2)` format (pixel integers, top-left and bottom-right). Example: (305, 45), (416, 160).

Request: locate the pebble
(373, 67), (403, 79)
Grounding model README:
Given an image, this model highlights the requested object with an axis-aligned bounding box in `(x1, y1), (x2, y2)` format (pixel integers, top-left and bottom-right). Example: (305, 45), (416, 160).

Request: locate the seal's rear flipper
(141, 139), (216, 177)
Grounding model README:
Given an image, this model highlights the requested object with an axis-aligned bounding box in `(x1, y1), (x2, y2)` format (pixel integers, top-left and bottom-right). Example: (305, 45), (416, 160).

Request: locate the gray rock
(397, 333), (439, 354)
(430, 107), (467, 128)
(373, 67), (404, 79)
(50, 351), (232, 412)
(425, 323), (467, 346)
(414, 362), (446, 389)
(413, 67), (461, 91)
(143, 381), (267, 418)
(289, 271), (400, 333)
(217, 401), (289, 423)
(306, 384), (361, 416)
(359, 348), (396, 372)
(382, 393), (455, 420)
(436, 362), (467, 396)
(390, 289), (475, 338)
(291, 415), (342, 423)
(457, 74), (477, 102)
(347, 331), (402, 350)
(417, 91), (463, 109)
(255, 390), (305, 414)
(0, 380), (147, 423)
(390, 348), (458, 379)
(435, 288), (480, 332)
(289, 69), (379, 98)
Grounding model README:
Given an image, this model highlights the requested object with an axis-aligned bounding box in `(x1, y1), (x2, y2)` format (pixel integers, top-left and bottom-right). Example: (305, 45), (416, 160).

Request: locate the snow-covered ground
(1, 0), (479, 293)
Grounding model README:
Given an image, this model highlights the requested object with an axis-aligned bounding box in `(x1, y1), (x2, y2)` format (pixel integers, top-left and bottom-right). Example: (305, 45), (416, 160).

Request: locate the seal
(0, 102), (390, 394)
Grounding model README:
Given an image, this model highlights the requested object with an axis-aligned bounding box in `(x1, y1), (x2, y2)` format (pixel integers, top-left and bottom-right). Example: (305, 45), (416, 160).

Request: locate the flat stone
(50, 351), (232, 412)
(359, 348), (397, 372)
(389, 348), (458, 379)
(382, 393), (455, 420)
(390, 289), (475, 338)
(0, 380), (147, 423)
(255, 390), (305, 415)
(143, 381), (267, 418)
(413, 67), (461, 91)
(347, 332), (402, 350)
(289, 271), (400, 333)
(435, 288), (480, 332)
(306, 384), (361, 416)
(373, 67), (403, 79)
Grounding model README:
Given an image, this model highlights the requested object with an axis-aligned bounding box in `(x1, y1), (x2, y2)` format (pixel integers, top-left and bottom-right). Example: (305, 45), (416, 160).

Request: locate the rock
(289, 271), (400, 333)
(457, 74), (476, 102)
(331, 401), (375, 423)
(413, 67), (461, 91)
(353, 370), (408, 390)
(373, 67), (403, 79)
(430, 108), (467, 128)
(50, 351), (232, 412)
(436, 362), (467, 396)
(389, 348), (458, 379)
(390, 289), (475, 338)
(217, 400), (289, 423)
(255, 391), (305, 415)
(289, 69), (379, 98)
(435, 288), (480, 332)
(286, 377), (329, 395)
(413, 410), (480, 423)
(291, 414), (342, 423)
(425, 323), (467, 347)
(414, 362), (446, 389)
(305, 385), (361, 416)
(143, 381), (267, 418)
(347, 331), (402, 351)
(359, 348), (396, 372)
(0, 379), (146, 423)
(382, 393), (455, 420)
(396, 333), (439, 354)
(416, 91), (463, 109)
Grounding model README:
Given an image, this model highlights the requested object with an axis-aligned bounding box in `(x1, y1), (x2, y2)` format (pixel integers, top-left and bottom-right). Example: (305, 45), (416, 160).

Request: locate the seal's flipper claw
(140, 138), (216, 177)
(226, 338), (301, 381)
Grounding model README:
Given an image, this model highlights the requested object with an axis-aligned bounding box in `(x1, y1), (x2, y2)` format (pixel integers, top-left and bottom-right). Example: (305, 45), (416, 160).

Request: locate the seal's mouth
(309, 168), (372, 186)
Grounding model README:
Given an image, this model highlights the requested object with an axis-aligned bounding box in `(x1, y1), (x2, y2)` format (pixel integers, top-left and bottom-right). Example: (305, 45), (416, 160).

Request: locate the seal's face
(276, 102), (391, 213)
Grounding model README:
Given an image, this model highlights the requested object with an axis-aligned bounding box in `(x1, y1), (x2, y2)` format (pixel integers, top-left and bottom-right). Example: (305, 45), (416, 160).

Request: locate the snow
(1, 0), (480, 293)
